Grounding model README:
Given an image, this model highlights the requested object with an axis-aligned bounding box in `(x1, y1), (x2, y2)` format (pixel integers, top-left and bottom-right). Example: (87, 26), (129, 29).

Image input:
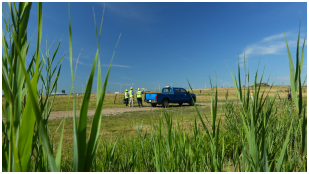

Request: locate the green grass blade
(2, 67), (13, 104)
(225, 62), (241, 103)
(211, 87), (217, 138)
(215, 118), (220, 156)
(93, 6), (104, 106)
(92, 5), (105, 48)
(276, 120), (293, 171)
(55, 118), (65, 171)
(283, 26), (298, 107)
(97, 58), (101, 105)
(300, 32), (306, 77)
(237, 57), (242, 101)
(76, 48), (98, 171)
(301, 106), (307, 156)
(295, 21), (301, 91)
(12, 128), (22, 171)
(68, 3), (80, 172)
(84, 34), (121, 171)
(186, 76), (213, 144)
(11, 2), (58, 172)
(298, 69), (303, 115)
(260, 124), (269, 172)
(18, 95), (36, 171)
(51, 40), (61, 63)
(74, 21), (106, 171)
(68, 3), (74, 82)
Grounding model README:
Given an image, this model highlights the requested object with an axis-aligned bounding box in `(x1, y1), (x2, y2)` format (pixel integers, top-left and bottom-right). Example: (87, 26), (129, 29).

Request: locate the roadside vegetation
(2, 2), (307, 172)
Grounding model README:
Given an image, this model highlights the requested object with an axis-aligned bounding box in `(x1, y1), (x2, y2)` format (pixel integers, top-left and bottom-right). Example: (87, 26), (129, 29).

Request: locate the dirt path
(8, 99), (287, 121)
(48, 102), (226, 120)
(6, 99), (290, 121)
(49, 106), (162, 120)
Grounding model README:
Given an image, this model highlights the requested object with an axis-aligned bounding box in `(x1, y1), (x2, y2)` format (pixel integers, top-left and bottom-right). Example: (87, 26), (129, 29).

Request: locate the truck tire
(151, 103), (157, 107)
(189, 99), (194, 106)
(178, 103), (183, 106)
(162, 99), (169, 108)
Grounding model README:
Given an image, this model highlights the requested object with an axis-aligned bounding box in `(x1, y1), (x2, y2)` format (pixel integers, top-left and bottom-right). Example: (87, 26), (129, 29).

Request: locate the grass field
(47, 88), (306, 135)
(4, 85), (304, 112)
(45, 85), (307, 171)
(49, 104), (217, 147)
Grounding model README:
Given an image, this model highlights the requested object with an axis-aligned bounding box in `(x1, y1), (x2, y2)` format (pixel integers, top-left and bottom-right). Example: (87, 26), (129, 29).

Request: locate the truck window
(162, 88), (172, 93)
(181, 89), (187, 94)
(174, 89), (180, 94)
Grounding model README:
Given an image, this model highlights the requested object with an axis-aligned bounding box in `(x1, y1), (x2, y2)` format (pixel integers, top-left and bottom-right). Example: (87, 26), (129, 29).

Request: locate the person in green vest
(129, 87), (134, 107)
(124, 89), (129, 106)
(136, 88), (143, 108)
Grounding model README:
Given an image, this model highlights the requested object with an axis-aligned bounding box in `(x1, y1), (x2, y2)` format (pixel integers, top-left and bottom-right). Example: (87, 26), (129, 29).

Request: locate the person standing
(136, 88), (143, 108)
(129, 87), (134, 107)
(288, 91), (292, 101)
(124, 89), (129, 106)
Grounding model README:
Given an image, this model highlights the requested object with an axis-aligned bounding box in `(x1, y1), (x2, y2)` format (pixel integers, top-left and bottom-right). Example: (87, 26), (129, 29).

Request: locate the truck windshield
(162, 88), (172, 93)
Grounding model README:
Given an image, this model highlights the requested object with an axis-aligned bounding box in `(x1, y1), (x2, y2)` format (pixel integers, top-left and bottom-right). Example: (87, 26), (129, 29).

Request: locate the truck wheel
(178, 103), (183, 106)
(189, 99), (194, 106)
(163, 99), (169, 108)
(151, 103), (157, 107)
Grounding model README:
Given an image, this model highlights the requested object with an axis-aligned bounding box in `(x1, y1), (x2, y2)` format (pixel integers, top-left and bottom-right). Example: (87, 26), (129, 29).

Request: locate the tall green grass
(68, 2), (121, 171)
(2, 2), (306, 172)
(2, 2), (63, 171)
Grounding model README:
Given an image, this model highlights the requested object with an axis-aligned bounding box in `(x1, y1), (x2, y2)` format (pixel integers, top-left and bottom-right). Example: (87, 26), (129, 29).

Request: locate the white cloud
(64, 56), (92, 66)
(78, 61), (92, 66)
(64, 57), (130, 68)
(64, 56), (75, 61)
(238, 32), (300, 62)
(104, 2), (158, 23)
(262, 33), (286, 42)
(101, 64), (130, 68)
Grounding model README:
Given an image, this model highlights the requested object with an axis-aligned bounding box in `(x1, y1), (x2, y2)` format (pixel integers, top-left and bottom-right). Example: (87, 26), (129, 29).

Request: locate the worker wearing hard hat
(136, 88), (143, 108)
(124, 89), (129, 106)
(129, 87), (134, 107)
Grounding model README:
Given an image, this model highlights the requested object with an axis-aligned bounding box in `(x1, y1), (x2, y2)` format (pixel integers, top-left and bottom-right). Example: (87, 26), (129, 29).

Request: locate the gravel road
(47, 102), (226, 120)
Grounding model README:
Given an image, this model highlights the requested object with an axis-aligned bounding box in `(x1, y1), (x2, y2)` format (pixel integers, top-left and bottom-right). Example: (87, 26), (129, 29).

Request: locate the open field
(2, 82), (306, 171)
(3, 85), (304, 112)
(49, 104), (217, 147)
(44, 86), (307, 171)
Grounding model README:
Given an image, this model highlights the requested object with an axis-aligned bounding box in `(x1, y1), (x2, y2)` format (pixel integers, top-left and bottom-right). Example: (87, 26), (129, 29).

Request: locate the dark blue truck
(144, 86), (196, 107)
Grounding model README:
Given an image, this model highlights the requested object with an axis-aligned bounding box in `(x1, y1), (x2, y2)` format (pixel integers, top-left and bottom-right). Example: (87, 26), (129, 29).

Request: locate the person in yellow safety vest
(124, 89), (129, 106)
(136, 88), (143, 108)
(129, 87), (134, 107)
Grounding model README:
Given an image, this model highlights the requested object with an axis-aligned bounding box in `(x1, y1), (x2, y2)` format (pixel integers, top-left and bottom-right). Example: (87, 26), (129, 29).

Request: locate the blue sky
(3, 2), (307, 93)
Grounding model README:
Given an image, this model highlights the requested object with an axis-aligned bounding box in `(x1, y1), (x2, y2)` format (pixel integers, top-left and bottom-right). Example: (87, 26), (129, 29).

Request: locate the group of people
(124, 87), (143, 107)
